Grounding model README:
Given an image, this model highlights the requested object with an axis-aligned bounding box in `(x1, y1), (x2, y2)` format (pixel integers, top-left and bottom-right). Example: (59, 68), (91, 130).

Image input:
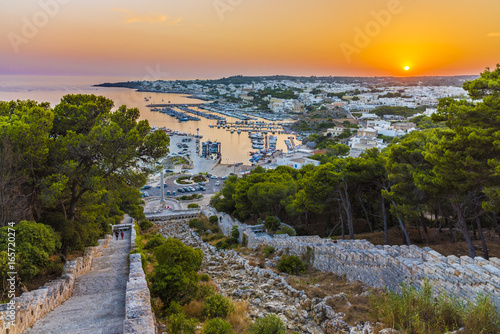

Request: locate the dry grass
(227, 300), (251, 334)
(183, 299), (205, 319)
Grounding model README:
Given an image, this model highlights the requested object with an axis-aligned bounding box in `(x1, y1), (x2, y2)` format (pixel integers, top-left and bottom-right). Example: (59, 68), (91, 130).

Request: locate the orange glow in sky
(0, 0), (499, 78)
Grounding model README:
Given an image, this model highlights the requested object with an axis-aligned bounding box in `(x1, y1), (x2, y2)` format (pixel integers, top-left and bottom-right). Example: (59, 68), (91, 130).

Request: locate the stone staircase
(22, 230), (131, 334)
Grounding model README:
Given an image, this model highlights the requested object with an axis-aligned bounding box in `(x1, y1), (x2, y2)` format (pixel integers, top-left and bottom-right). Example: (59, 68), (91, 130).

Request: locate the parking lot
(140, 173), (226, 198)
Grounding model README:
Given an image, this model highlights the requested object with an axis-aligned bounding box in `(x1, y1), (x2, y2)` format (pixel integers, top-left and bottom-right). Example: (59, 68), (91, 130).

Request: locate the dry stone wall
(202, 208), (500, 307)
(123, 223), (156, 334)
(0, 235), (112, 334)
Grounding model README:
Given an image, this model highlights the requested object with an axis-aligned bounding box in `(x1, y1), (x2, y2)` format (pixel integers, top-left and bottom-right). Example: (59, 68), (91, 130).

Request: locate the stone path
(24, 217), (131, 334)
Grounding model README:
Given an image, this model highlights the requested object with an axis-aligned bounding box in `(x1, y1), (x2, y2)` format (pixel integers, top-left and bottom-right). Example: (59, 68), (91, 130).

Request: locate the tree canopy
(0, 94), (169, 255)
(212, 66), (500, 258)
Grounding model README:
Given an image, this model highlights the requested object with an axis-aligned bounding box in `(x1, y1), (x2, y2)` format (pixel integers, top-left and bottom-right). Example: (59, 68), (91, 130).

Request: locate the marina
(150, 107), (201, 122)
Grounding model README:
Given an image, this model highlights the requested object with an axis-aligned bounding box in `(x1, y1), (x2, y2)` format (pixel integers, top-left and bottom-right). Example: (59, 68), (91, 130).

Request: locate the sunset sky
(1, 0), (499, 79)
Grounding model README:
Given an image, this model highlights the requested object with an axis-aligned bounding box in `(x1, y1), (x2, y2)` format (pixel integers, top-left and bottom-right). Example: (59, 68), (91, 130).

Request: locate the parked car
(215, 181), (220, 186)
(211, 175), (217, 179)
(200, 186), (206, 191)
(194, 186), (200, 191)
(189, 187), (195, 192)
(141, 185), (151, 190)
(199, 182), (205, 186)
(178, 188), (184, 193)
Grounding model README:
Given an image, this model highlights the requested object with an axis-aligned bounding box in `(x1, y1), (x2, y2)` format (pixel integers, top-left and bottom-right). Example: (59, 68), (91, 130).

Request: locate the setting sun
(404, 66), (410, 71)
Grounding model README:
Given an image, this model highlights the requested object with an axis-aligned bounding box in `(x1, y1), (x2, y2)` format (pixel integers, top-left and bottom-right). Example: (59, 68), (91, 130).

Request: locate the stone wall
(202, 208), (500, 307)
(0, 235), (112, 334)
(123, 224), (156, 334)
(146, 209), (201, 222)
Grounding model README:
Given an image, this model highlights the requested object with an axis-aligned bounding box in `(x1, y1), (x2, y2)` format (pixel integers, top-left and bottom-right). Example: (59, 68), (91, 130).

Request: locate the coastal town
(100, 75), (475, 169)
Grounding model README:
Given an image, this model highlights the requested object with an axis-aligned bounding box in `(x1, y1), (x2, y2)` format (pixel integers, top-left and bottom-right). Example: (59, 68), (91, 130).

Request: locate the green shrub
(197, 283), (216, 299)
(202, 318), (234, 334)
(277, 255), (307, 275)
(155, 238), (203, 272)
(139, 220), (153, 231)
(151, 264), (199, 305)
(464, 294), (500, 334)
(189, 218), (200, 228)
(0, 221), (60, 280)
(144, 234), (165, 250)
(215, 241), (229, 250)
(263, 246), (275, 258)
(203, 294), (234, 319)
(276, 226), (296, 236)
(188, 203), (200, 209)
(200, 273), (211, 282)
(212, 227), (221, 234)
(230, 226), (239, 239)
(247, 313), (286, 334)
(189, 219), (206, 233)
(209, 215), (219, 225)
(264, 216), (280, 231)
(151, 239), (203, 305)
(166, 312), (197, 334)
(166, 301), (184, 316)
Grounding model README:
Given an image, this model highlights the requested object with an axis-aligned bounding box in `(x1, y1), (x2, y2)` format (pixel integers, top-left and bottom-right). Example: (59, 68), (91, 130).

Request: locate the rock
(301, 298), (312, 311)
(284, 305), (298, 319)
(324, 305), (337, 319)
(321, 318), (350, 334)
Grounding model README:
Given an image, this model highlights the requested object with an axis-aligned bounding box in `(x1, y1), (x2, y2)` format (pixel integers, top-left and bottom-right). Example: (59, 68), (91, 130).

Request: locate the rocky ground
(156, 220), (399, 334)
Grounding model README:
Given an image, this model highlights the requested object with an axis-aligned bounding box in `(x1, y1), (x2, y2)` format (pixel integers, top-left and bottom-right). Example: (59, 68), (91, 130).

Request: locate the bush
(0, 221), (60, 280)
(277, 255), (307, 275)
(151, 239), (203, 305)
(196, 282), (216, 299)
(203, 294), (235, 319)
(151, 264), (200, 305)
(188, 203), (200, 209)
(189, 218), (206, 233)
(247, 313), (286, 334)
(263, 246), (275, 258)
(144, 234), (165, 250)
(202, 318), (234, 334)
(230, 226), (239, 239)
(167, 312), (197, 334)
(155, 238), (203, 272)
(264, 216), (280, 232)
(166, 301), (185, 316)
(200, 273), (211, 282)
(276, 225), (296, 236)
(215, 241), (229, 250)
(139, 220), (153, 231)
(209, 215), (219, 225)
